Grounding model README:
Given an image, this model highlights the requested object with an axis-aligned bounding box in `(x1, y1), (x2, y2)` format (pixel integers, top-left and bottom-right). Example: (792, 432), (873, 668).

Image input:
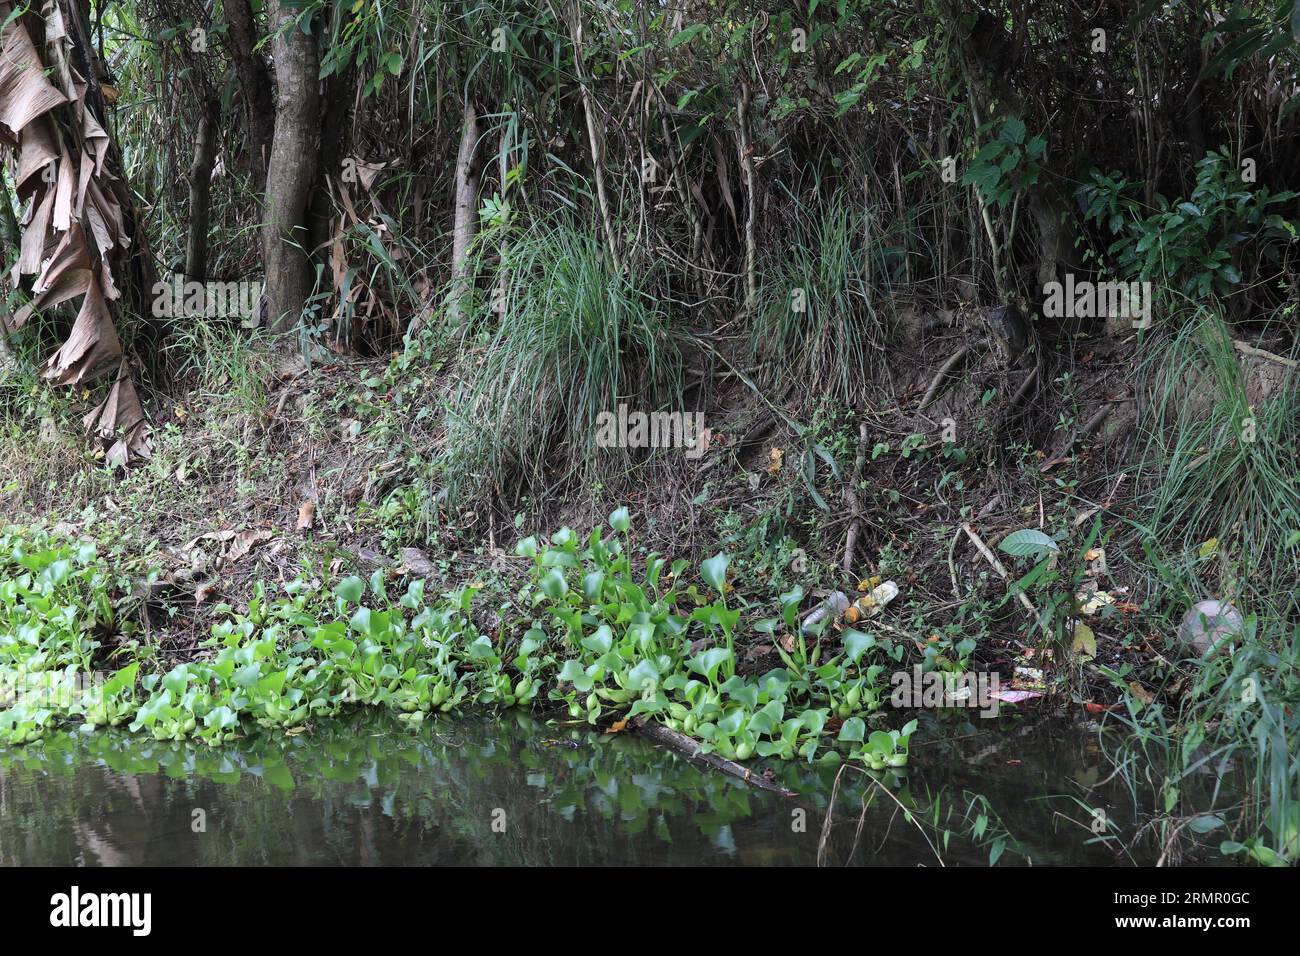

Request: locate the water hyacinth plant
(0, 513), (917, 771)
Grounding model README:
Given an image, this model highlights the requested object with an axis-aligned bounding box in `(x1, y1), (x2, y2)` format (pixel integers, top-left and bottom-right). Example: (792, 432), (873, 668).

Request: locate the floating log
(631, 716), (797, 797)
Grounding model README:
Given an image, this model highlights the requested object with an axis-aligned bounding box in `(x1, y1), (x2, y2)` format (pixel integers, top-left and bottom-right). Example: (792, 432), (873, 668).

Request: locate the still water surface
(0, 713), (1206, 865)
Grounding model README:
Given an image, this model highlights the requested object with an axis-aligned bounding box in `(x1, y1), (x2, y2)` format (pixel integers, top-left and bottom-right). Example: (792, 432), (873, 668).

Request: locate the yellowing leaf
(767, 447), (784, 475)
(1071, 622), (1096, 661)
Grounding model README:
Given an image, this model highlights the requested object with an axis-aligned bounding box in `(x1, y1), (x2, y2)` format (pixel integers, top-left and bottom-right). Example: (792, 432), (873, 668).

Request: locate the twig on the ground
(842, 421), (869, 574)
(1233, 339), (1297, 368)
(960, 522), (1042, 630)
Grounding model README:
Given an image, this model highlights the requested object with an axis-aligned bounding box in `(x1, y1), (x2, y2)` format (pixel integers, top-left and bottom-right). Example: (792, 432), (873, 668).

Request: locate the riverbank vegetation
(2, 1), (1298, 865)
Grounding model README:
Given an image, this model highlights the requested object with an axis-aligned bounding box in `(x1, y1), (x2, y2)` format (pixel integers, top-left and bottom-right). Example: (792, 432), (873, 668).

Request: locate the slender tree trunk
(185, 102), (218, 281)
(308, 67), (353, 268)
(570, 17), (620, 273)
(737, 80), (758, 318)
(262, 0), (320, 331)
(446, 101), (481, 328)
(224, 0), (275, 194)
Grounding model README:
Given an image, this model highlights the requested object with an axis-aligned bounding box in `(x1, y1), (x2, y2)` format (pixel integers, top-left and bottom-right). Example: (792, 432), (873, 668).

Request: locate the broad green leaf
(700, 552), (730, 593)
(997, 528), (1059, 558)
(838, 716), (865, 743)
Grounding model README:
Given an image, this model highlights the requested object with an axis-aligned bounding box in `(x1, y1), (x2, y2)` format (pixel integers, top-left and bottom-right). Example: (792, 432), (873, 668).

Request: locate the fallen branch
(1039, 402), (1115, 472)
(631, 716), (796, 797)
(995, 363), (1041, 438)
(1233, 339), (1297, 369)
(842, 421), (869, 573)
(960, 522), (1042, 630)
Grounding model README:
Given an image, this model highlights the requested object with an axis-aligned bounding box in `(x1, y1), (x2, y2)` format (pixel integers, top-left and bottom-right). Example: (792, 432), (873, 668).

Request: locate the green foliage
(961, 116), (1045, 211)
(0, 512), (918, 770)
(1131, 313), (1300, 609)
(1203, 0), (1300, 102)
(1081, 148), (1298, 299)
(522, 510), (905, 766)
(753, 192), (889, 403)
(0, 531), (128, 743)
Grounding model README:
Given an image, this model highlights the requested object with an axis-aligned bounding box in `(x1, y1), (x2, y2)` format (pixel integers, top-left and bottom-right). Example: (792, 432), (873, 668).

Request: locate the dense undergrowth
(2, 482), (1297, 864)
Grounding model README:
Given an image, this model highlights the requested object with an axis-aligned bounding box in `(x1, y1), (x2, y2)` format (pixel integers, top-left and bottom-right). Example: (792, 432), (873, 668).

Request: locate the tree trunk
(737, 80), (758, 317)
(262, 0), (320, 332)
(223, 0), (275, 194)
(446, 100), (481, 328)
(184, 102), (218, 281)
(308, 66), (353, 271)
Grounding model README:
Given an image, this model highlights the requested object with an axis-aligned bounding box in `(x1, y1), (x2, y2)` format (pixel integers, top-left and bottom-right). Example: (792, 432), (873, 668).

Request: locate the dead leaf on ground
(184, 528), (273, 570)
(1128, 681), (1155, 705)
(767, 446), (783, 474)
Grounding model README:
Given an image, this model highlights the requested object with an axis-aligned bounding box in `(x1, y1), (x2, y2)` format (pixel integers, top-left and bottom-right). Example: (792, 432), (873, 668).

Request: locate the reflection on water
(0, 713), (1223, 865)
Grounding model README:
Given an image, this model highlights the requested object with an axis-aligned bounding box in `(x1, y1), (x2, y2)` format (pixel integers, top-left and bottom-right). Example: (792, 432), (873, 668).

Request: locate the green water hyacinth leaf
(233, 663), (263, 688)
(540, 569), (567, 599)
(868, 730), (897, 754)
(558, 659), (594, 693)
(761, 669), (791, 698)
(700, 552), (730, 593)
(843, 628), (875, 664)
(748, 700), (784, 735)
(335, 576), (365, 603)
(161, 664), (191, 695)
(997, 529), (1059, 558)
(721, 676), (758, 710)
(838, 716), (866, 743)
(628, 621), (655, 652)
(691, 647), (732, 683)
(203, 706), (238, 730)
(627, 659), (659, 691)
(717, 708), (746, 735)
(514, 536), (538, 558)
(608, 506), (631, 533)
(582, 625), (613, 655)
(102, 661), (139, 696)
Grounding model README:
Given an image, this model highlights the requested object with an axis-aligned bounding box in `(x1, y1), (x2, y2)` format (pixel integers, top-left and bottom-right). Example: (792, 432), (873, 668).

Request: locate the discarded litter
(1176, 600), (1244, 657)
(844, 580), (901, 624)
(800, 591), (850, 635)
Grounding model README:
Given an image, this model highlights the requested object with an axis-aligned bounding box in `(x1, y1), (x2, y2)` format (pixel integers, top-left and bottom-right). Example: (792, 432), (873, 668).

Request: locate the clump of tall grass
(166, 319), (275, 425)
(439, 214), (683, 504)
(751, 192), (890, 405)
(1131, 311), (1300, 618)
(1101, 308), (1300, 863)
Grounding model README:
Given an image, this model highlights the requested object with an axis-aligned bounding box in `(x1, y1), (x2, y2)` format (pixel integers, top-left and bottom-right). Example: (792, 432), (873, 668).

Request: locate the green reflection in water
(0, 713), (1210, 865)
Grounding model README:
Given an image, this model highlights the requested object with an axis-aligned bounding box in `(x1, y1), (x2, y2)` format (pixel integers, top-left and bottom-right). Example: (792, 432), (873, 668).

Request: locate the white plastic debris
(862, 580), (900, 615)
(1177, 600), (1244, 657)
(800, 591), (850, 635)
